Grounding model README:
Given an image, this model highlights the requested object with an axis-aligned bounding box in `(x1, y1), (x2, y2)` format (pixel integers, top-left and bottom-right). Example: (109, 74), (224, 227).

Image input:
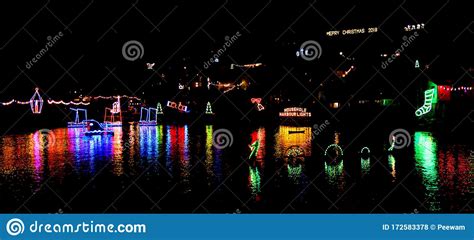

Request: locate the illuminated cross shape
(30, 88), (44, 114)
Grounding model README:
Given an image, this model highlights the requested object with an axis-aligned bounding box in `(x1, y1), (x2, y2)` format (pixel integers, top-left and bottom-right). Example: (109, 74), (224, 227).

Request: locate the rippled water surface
(0, 125), (471, 213)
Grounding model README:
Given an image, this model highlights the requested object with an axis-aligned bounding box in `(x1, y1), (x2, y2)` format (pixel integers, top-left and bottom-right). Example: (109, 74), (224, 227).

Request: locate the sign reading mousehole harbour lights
(279, 107), (311, 117)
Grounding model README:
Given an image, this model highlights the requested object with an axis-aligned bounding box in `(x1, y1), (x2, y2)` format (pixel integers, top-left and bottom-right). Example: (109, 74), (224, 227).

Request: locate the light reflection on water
(0, 126), (470, 212)
(414, 131), (440, 211)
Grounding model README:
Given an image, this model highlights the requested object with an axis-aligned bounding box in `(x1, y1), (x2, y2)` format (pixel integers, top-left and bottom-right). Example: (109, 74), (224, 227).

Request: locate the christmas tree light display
(205, 102), (213, 114)
(157, 102), (163, 115)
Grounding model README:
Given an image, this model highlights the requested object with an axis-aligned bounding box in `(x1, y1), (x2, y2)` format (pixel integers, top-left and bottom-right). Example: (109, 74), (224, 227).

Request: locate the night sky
(0, 0), (471, 100)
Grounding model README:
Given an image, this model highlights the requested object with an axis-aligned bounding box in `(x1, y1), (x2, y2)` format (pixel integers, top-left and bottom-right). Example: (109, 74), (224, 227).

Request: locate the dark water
(0, 125), (471, 213)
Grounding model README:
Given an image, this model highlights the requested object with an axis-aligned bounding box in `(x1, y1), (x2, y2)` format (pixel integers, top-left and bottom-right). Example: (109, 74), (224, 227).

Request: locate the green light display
(249, 140), (260, 160)
(415, 89), (436, 116)
(324, 161), (344, 187)
(249, 166), (261, 195)
(324, 144), (344, 156)
(361, 158), (370, 176)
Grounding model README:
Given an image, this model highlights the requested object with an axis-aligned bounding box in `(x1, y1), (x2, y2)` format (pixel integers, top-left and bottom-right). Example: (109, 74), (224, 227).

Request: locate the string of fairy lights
(0, 88), (141, 113)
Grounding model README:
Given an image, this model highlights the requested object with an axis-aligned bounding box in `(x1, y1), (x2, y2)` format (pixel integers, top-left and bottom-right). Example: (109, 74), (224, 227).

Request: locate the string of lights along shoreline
(0, 88), (142, 114)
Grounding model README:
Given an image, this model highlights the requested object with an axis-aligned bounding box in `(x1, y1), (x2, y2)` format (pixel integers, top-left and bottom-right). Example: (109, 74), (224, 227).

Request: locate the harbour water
(0, 125), (471, 213)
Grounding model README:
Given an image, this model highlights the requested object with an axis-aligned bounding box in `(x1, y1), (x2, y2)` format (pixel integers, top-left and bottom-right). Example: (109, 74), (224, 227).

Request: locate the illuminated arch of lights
(360, 146), (370, 161)
(285, 145), (305, 159)
(324, 144), (344, 157)
(360, 147), (370, 154)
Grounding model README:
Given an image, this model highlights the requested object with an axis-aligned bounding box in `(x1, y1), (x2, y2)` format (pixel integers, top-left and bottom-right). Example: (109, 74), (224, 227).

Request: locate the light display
(1, 94), (137, 107)
(146, 63), (155, 70)
(415, 60), (420, 68)
(249, 166), (261, 196)
(388, 154), (397, 181)
(156, 102), (163, 115)
(205, 102), (213, 114)
(84, 119), (114, 136)
(326, 27), (378, 36)
(337, 65), (355, 78)
(437, 86), (472, 92)
(285, 146), (305, 161)
(287, 164), (302, 182)
(68, 108), (88, 128)
(104, 97), (122, 126)
(47, 100), (90, 105)
(437, 85), (452, 101)
(139, 107), (157, 125)
(324, 161), (344, 187)
(166, 101), (188, 112)
(404, 23), (424, 32)
(279, 107), (311, 117)
(361, 157), (370, 175)
(248, 140), (260, 160)
(415, 88), (436, 117)
(324, 144), (343, 158)
(30, 88), (44, 114)
(275, 126), (312, 158)
(139, 107), (149, 122)
(250, 98), (265, 111)
(230, 63), (263, 69)
(360, 147), (370, 154)
(91, 95), (141, 101)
